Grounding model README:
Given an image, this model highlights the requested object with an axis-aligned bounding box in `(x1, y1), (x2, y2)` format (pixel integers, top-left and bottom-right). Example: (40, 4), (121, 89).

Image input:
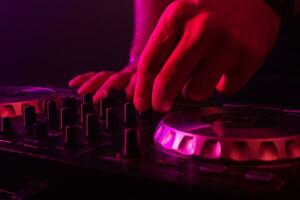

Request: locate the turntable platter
(154, 106), (300, 162)
(0, 87), (58, 117)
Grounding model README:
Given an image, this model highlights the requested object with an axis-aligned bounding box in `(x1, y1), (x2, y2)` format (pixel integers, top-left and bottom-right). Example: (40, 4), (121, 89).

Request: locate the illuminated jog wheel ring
(0, 87), (58, 117)
(154, 106), (300, 162)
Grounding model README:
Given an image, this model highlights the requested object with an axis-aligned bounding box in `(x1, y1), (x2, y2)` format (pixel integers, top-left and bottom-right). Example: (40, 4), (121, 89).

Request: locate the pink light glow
(259, 142), (279, 161)
(178, 136), (195, 155)
(161, 130), (175, 149)
(201, 140), (221, 159)
(1, 106), (16, 118)
(286, 141), (300, 159)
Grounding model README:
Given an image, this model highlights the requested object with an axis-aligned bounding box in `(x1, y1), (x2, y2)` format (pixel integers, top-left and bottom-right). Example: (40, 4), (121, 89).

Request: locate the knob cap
(64, 125), (78, 146)
(86, 113), (99, 138)
(32, 121), (48, 140)
(122, 128), (140, 158)
(23, 105), (36, 129)
(124, 102), (137, 126)
(1, 117), (13, 135)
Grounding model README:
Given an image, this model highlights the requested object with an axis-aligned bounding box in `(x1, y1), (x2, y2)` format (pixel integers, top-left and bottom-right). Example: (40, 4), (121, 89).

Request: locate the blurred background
(0, 0), (299, 105)
(0, 0), (133, 86)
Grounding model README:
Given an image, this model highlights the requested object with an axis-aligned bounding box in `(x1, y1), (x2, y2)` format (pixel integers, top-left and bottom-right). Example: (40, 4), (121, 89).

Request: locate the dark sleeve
(295, 0), (300, 15)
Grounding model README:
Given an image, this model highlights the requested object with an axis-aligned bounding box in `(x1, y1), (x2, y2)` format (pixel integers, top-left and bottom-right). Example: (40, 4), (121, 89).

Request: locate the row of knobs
(62, 93), (147, 157)
(1, 92), (151, 154)
(1, 107), (48, 140)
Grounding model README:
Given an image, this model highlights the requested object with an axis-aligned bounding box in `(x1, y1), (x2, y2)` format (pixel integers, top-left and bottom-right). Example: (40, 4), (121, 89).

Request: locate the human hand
(69, 63), (137, 103)
(134, 0), (281, 112)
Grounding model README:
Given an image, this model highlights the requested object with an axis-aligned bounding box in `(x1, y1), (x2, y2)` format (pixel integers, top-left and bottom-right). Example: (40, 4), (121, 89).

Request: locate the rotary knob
(105, 107), (119, 130)
(122, 128), (140, 158)
(99, 98), (110, 120)
(81, 93), (94, 125)
(23, 105), (36, 129)
(64, 125), (79, 146)
(46, 101), (58, 129)
(82, 93), (93, 104)
(85, 113), (99, 138)
(60, 107), (75, 130)
(98, 90), (126, 120)
(62, 97), (77, 117)
(32, 121), (48, 140)
(80, 103), (94, 125)
(123, 102), (137, 126)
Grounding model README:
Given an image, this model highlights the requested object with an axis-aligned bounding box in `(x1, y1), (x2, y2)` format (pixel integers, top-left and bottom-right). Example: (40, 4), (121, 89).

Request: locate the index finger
(134, 11), (182, 111)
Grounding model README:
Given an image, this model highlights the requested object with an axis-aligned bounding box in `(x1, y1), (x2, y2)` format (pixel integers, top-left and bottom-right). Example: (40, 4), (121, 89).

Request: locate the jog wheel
(154, 106), (300, 162)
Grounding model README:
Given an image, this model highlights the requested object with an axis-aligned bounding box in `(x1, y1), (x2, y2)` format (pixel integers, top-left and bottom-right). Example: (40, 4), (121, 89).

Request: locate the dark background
(0, 0), (133, 86)
(0, 0), (299, 104)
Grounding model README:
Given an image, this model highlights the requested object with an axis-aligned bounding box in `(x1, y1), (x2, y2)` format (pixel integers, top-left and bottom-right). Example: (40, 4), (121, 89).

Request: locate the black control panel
(0, 89), (299, 200)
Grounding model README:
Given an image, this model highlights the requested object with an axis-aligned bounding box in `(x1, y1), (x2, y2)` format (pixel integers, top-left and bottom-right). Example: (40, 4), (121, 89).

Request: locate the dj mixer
(1, 86), (300, 199)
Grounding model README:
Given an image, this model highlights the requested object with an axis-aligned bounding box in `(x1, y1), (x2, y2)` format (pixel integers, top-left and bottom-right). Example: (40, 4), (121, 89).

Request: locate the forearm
(130, 0), (175, 60)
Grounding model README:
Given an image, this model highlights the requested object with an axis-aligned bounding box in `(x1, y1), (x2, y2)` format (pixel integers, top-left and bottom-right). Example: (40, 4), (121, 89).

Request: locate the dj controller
(1, 86), (300, 199)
